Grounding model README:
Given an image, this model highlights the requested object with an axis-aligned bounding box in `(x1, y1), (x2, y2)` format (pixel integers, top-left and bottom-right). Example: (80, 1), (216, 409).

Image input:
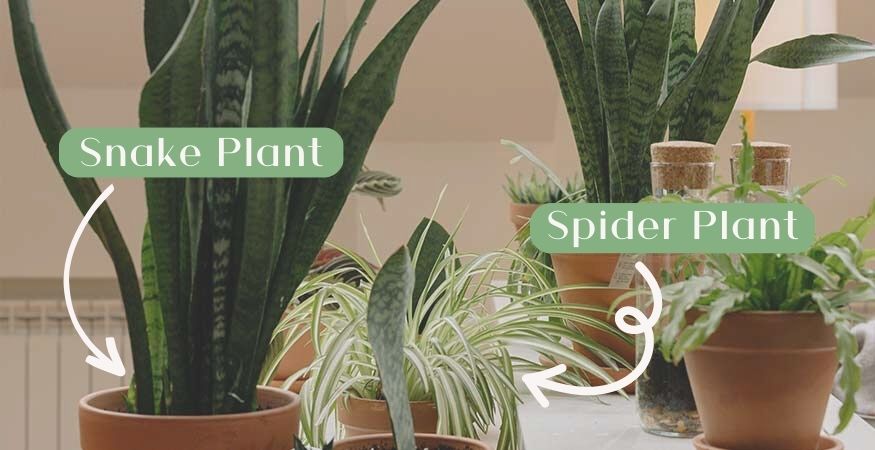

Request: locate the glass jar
(636, 142), (713, 437)
(731, 141), (792, 194)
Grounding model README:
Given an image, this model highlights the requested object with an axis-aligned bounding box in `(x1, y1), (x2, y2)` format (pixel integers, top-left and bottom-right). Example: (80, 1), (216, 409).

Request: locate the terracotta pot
(685, 311), (838, 450)
(550, 253), (635, 392)
(79, 386), (300, 450)
(509, 203), (540, 231)
(333, 433), (490, 450)
(692, 434), (843, 450)
(337, 395), (438, 437)
(272, 329), (316, 388)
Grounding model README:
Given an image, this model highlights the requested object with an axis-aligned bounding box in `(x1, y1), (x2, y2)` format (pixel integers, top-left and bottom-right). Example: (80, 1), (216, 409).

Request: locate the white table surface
(480, 392), (875, 450)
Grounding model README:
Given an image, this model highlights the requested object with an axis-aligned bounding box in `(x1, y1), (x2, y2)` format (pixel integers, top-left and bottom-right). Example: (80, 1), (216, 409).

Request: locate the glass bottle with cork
(636, 141), (715, 437)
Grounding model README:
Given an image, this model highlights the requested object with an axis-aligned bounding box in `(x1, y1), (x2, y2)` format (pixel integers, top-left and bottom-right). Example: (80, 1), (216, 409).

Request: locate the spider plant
(10, 0), (439, 415)
(272, 217), (633, 449)
(523, 0), (875, 203)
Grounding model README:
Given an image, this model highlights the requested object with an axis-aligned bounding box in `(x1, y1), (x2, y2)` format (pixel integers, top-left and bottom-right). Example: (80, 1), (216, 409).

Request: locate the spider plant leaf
(308, 0), (376, 127)
(752, 34), (875, 69)
(676, 0), (757, 143)
(525, 0), (608, 202)
(595, 0), (631, 202)
(624, 0), (653, 58)
(249, 0), (299, 127)
(368, 247), (416, 450)
(628, 0), (674, 184)
(9, 0), (154, 411)
(144, 0), (191, 71)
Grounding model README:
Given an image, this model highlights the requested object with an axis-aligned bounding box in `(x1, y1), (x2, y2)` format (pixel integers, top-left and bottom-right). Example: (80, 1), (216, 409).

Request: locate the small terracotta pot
(509, 203), (540, 231)
(79, 386), (300, 450)
(550, 253), (635, 392)
(692, 434), (843, 450)
(272, 329), (316, 391)
(333, 433), (490, 450)
(337, 395), (438, 437)
(685, 311), (838, 450)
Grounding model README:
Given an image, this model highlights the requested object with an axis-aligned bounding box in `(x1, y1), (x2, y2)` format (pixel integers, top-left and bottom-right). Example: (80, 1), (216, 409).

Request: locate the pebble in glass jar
(636, 141), (715, 438)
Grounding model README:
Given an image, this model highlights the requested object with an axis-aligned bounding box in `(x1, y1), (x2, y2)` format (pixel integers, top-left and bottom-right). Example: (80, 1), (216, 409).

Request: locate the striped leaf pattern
(595, 0), (630, 202)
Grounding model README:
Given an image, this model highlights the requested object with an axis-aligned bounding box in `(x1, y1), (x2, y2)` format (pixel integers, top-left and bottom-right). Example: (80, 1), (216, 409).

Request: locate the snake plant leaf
(308, 0), (377, 127)
(237, 0), (441, 415)
(624, 0), (653, 58)
(223, 180), (287, 413)
(295, 0), (328, 126)
(526, 0), (608, 202)
(205, 0), (253, 128)
(753, 0), (775, 37)
(368, 247), (416, 450)
(666, 0), (696, 138)
(577, 0), (601, 42)
(753, 34), (875, 69)
(628, 0), (674, 191)
(141, 225), (169, 413)
(249, 0), (298, 127)
(677, 0), (757, 144)
(9, 0), (154, 412)
(406, 218), (453, 330)
(595, 0), (631, 202)
(296, 22), (321, 111)
(144, 0), (192, 71)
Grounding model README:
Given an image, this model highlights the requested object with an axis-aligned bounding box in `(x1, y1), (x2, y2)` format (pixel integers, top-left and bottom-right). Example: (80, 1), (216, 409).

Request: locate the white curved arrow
(522, 261), (662, 407)
(63, 184), (126, 377)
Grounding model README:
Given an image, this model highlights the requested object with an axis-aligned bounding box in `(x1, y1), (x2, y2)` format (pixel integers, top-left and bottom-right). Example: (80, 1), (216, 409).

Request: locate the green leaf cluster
(10, 0), (439, 415)
(280, 218), (633, 449)
(523, 0), (875, 203)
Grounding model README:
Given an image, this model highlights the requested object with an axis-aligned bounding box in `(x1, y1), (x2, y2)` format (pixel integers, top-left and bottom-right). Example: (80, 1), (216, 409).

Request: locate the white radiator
(0, 299), (132, 450)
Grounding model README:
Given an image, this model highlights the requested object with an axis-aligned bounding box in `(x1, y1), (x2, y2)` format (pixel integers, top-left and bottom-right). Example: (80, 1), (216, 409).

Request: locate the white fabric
(834, 321), (875, 417)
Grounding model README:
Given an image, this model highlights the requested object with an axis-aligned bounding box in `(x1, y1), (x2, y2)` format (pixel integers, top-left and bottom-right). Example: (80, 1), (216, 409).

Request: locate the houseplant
(282, 217), (630, 449)
(658, 155), (875, 448)
(521, 0), (875, 384)
(292, 245), (492, 450)
(10, 0), (439, 447)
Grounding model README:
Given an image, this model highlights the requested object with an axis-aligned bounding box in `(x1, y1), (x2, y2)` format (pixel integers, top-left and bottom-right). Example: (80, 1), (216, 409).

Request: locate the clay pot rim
(341, 393), (436, 407)
(80, 386), (300, 422)
(694, 309), (821, 317)
(692, 433), (842, 450)
(334, 432), (490, 449)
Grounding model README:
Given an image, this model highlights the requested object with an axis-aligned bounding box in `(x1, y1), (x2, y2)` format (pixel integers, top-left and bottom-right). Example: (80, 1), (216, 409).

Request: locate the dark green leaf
(10, 0), (152, 412)
(753, 34), (875, 69)
(144, 0), (191, 71)
(595, 0), (630, 202)
(624, 0), (653, 58)
(406, 219), (453, 331)
(368, 247), (416, 450)
(249, 0), (298, 127)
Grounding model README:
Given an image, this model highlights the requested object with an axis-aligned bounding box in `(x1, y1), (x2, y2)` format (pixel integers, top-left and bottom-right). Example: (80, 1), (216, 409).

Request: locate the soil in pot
(337, 395), (438, 437)
(333, 433), (490, 450)
(636, 347), (700, 437)
(550, 253), (635, 393)
(79, 386), (300, 450)
(685, 311), (838, 450)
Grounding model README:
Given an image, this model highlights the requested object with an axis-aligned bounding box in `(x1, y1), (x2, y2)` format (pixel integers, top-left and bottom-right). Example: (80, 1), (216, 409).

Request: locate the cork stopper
(651, 141), (716, 164)
(731, 142), (792, 188)
(650, 141), (716, 193)
(731, 141), (791, 160)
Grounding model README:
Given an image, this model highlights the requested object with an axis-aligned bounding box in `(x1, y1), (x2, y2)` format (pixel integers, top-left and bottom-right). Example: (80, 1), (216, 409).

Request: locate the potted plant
(521, 0), (875, 383)
(283, 217), (628, 449)
(659, 179), (874, 449)
(10, 0), (439, 448)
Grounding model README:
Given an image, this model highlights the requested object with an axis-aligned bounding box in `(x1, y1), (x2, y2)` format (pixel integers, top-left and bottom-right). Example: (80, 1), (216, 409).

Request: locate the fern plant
(523, 0), (875, 203)
(10, 0), (439, 415)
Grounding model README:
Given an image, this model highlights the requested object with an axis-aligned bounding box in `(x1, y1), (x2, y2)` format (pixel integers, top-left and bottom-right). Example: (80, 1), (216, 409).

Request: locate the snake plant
(523, 0), (875, 203)
(10, 0), (439, 415)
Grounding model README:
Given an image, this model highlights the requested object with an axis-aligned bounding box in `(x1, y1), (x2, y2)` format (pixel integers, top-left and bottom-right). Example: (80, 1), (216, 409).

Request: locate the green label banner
(530, 203), (815, 254)
(60, 128), (343, 178)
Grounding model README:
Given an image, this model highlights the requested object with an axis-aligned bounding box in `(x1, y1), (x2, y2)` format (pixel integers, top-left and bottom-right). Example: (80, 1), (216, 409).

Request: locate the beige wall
(2, 1), (873, 284)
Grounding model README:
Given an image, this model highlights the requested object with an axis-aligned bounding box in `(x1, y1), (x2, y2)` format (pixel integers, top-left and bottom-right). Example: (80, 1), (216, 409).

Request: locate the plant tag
(609, 254), (641, 288)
